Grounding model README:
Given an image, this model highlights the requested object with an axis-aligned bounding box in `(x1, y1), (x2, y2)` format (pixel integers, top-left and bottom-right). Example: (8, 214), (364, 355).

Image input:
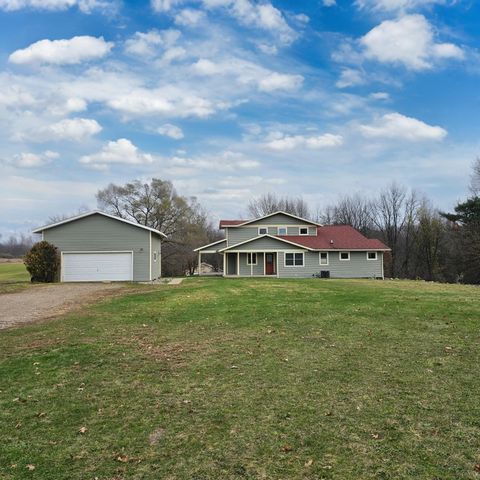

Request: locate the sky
(0, 0), (479, 236)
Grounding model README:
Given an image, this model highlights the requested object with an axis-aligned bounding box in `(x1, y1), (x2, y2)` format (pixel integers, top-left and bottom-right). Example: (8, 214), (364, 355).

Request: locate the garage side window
(153, 251), (158, 262)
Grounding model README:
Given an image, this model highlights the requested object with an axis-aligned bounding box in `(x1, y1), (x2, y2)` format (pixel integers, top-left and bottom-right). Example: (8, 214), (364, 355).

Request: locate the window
(278, 226), (287, 236)
(153, 251), (158, 262)
(367, 251), (377, 261)
(339, 252), (350, 261)
(247, 253), (257, 265)
(299, 227), (309, 235)
(319, 252), (329, 265)
(258, 227), (268, 235)
(285, 252), (304, 267)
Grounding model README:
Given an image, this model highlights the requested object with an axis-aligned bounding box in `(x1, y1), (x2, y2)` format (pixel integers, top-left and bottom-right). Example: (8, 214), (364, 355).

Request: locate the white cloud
(336, 68), (365, 88)
(169, 150), (260, 173)
(79, 138), (154, 169)
(360, 15), (464, 70)
(257, 43), (278, 55)
(5, 150), (58, 168)
(174, 8), (205, 25)
(107, 87), (216, 118)
(124, 29), (180, 58)
(42, 118), (102, 141)
(157, 123), (184, 139)
(359, 112), (447, 141)
(258, 72), (303, 92)
(0, 0), (113, 13)
(192, 58), (303, 93)
(266, 133), (344, 151)
(9, 36), (113, 66)
(323, 0), (337, 6)
(369, 91), (390, 100)
(355, 0), (446, 12)
(151, 0), (182, 12)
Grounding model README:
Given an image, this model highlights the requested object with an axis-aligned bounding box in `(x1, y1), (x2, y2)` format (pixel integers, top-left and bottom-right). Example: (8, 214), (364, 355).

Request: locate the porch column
(198, 251), (201, 276)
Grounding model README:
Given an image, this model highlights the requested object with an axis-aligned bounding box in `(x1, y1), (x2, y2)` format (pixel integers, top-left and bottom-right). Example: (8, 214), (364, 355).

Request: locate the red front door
(265, 253), (276, 275)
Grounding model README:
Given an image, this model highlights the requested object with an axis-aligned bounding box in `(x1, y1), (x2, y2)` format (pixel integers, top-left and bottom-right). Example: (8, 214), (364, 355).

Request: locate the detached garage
(32, 211), (166, 282)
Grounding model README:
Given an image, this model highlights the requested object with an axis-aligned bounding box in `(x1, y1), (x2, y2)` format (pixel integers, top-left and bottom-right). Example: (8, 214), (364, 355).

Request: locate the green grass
(1, 278), (480, 479)
(0, 263), (30, 293)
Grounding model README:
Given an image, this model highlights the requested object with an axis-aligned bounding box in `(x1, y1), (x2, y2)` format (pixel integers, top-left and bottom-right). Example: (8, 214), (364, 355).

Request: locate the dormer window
(278, 226), (287, 236)
(258, 227), (268, 235)
(299, 227), (308, 235)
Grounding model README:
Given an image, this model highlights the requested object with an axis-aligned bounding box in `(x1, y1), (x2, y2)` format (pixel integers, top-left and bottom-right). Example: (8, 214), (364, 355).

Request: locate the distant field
(1, 278), (479, 479)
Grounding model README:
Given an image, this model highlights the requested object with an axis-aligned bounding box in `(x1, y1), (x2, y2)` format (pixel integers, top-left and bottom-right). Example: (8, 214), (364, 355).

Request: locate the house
(32, 211), (166, 282)
(195, 211), (390, 278)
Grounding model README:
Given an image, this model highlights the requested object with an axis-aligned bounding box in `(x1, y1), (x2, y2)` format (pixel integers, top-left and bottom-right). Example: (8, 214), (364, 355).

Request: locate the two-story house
(195, 211), (390, 279)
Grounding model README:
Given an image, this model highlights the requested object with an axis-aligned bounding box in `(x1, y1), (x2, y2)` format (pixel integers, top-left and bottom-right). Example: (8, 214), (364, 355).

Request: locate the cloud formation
(360, 15), (464, 70)
(359, 112), (447, 140)
(79, 139), (154, 169)
(9, 36), (113, 65)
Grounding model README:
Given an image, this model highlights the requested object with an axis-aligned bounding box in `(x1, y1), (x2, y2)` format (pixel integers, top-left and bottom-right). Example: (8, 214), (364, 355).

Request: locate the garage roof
(32, 210), (167, 238)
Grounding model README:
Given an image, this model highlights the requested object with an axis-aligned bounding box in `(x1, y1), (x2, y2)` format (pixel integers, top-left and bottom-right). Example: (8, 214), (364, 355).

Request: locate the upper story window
(299, 227), (309, 235)
(367, 252), (377, 260)
(258, 227), (268, 235)
(319, 252), (329, 265)
(339, 252), (350, 261)
(278, 226), (287, 236)
(247, 253), (257, 265)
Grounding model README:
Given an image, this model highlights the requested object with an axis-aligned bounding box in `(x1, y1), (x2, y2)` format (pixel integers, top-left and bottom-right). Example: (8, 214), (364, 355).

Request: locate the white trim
(277, 226), (287, 236)
(219, 234), (316, 253)
(246, 253), (257, 265)
(319, 251), (329, 266)
(284, 251), (305, 267)
(225, 211), (323, 228)
(193, 238), (227, 252)
(366, 251), (378, 261)
(339, 251), (350, 261)
(299, 227), (309, 236)
(258, 227), (268, 235)
(149, 231), (152, 281)
(60, 250), (134, 283)
(381, 252), (384, 279)
(32, 210), (167, 238)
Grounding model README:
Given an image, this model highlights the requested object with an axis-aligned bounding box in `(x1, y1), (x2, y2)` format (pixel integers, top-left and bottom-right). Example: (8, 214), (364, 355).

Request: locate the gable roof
(32, 210), (167, 238)
(193, 238), (227, 252)
(278, 225), (389, 250)
(219, 234), (317, 252)
(219, 211), (322, 229)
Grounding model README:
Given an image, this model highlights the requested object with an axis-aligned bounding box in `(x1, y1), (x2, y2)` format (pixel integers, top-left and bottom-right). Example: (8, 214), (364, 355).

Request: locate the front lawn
(0, 278), (479, 479)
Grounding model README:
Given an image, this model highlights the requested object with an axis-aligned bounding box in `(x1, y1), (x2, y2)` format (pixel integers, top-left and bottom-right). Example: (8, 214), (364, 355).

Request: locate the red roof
(278, 225), (389, 250)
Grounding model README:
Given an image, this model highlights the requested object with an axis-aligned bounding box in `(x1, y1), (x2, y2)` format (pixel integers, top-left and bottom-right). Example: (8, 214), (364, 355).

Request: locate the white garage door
(62, 252), (133, 282)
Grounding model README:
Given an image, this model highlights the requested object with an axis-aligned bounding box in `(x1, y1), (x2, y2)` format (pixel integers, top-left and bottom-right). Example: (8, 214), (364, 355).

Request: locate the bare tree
(320, 193), (373, 234)
(371, 183), (410, 277)
(470, 157), (480, 195)
(247, 193), (310, 219)
(48, 205), (90, 224)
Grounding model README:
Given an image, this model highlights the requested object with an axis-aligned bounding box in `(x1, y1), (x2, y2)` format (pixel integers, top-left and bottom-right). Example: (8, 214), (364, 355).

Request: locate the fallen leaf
(305, 459), (313, 467)
(37, 412), (46, 418)
(26, 464), (35, 471)
(324, 411), (333, 416)
(78, 426), (87, 434)
(474, 464), (480, 472)
(371, 433), (380, 439)
(281, 444), (293, 453)
(116, 455), (129, 463)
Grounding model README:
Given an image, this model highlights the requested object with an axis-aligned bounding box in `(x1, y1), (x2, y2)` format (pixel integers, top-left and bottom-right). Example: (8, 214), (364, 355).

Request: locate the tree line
(3, 159), (479, 283)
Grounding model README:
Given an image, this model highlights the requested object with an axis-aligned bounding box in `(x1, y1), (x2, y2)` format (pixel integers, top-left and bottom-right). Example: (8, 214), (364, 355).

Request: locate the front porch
(223, 252), (278, 277)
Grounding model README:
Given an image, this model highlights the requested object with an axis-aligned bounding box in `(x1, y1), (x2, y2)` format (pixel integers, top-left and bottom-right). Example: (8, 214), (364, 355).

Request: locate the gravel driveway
(0, 283), (124, 330)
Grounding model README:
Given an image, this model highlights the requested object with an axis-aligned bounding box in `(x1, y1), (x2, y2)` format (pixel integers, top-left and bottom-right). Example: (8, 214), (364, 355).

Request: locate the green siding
(238, 252), (265, 275)
(277, 251), (383, 278)
(151, 234), (162, 280)
(225, 236), (303, 252)
(247, 213), (317, 226)
(43, 213), (157, 281)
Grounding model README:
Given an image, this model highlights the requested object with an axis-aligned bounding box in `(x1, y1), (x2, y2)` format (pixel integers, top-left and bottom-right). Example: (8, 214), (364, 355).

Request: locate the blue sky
(1, 0), (479, 235)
